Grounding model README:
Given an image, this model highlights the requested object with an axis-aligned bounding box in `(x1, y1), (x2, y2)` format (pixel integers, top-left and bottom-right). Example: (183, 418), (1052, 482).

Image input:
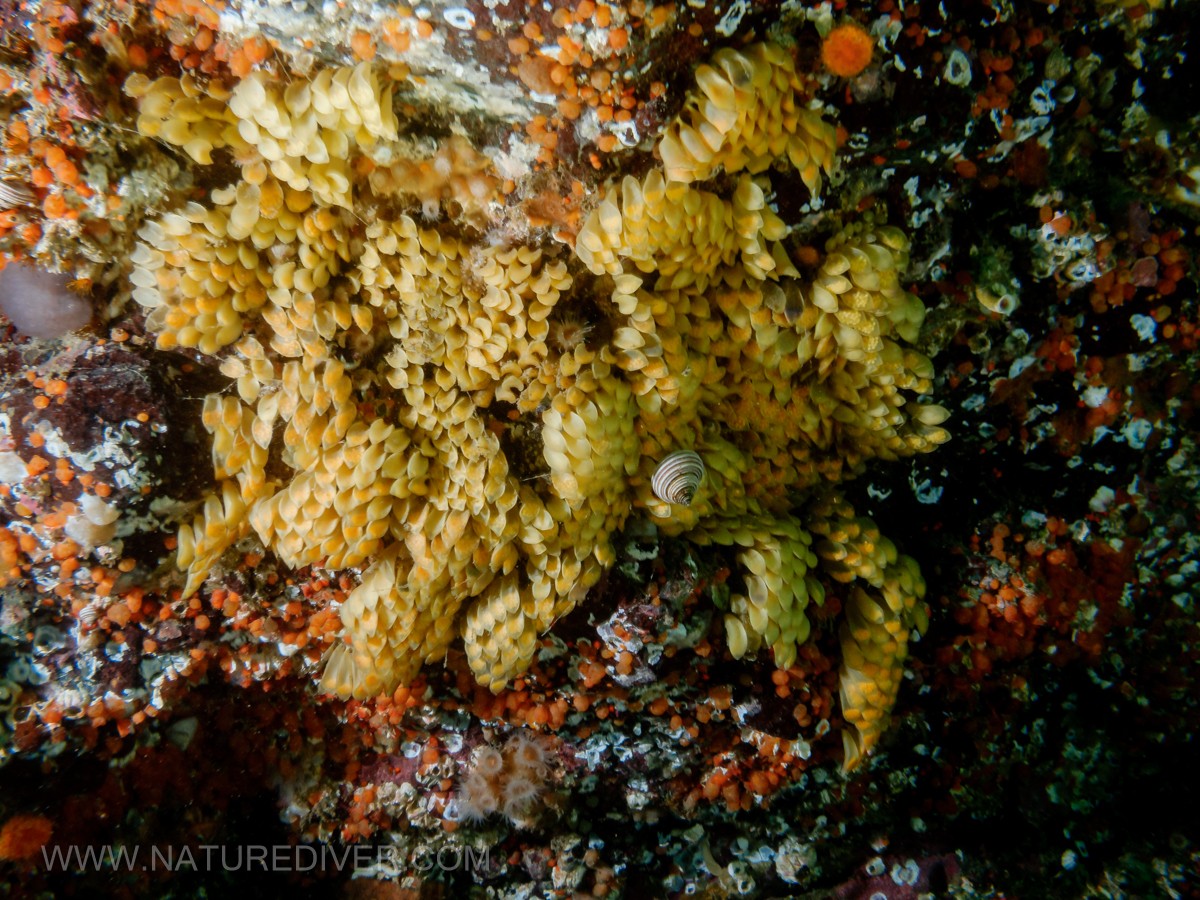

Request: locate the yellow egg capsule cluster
(202, 394), (270, 501)
(445, 341), (643, 691)
(125, 73), (244, 165)
(461, 486), (608, 692)
(321, 545), (424, 698)
(540, 363), (638, 509)
(533, 350), (639, 557)
(694, 515), (823, 672)
(249, 419), (404, 571)
(356, 216), (570, 408)
(461, 491), (612, 693)
(313, 381), (532, 698)
(603, 282), (712, 421)
(131, 34), (953, 770)
(129, 177), (350, 357)
(796, 226), (929, 377)
(127, 52), (623, 700)
(174, 480), (251, 599)
(449, 246), (569, 404)
(838, 585), (909, 770)
(657, 42), (838, 196)
(227, 62), (398, 207)
(461, 572), (537, 693)
(562, 40), (947, 766)
(573, 171), (797, 291)
(806, 493), (928, 769)
(354, 215), (466, 332)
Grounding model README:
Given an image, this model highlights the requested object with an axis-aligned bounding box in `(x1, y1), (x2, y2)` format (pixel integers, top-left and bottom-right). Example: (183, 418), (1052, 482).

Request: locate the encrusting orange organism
(821, 22), (875, 78)
(0, 814), (53, 861)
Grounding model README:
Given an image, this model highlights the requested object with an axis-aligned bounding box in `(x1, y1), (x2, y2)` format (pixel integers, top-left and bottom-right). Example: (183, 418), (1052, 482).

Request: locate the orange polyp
(822, 22), (874, 77)
(351, 29), (376, 61)
(229, 49), (250, 76)
(243, 36), (271, 64)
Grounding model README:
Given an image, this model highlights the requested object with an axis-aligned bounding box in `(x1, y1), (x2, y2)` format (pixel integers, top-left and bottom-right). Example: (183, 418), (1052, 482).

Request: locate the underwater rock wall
(0, 0), (1198, 897)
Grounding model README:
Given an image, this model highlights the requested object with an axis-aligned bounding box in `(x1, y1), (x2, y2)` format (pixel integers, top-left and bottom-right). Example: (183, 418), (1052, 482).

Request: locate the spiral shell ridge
(651, 450), (705, 506)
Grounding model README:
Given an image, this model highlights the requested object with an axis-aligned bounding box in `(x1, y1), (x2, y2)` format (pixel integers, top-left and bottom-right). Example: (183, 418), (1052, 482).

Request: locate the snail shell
(0, 180), (34, 208)
(77, 601), (104, 628)
(651, 450), (705, 506)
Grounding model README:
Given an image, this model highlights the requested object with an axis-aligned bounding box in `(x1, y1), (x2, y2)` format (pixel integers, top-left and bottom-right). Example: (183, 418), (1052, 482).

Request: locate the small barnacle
(716, 0), (750, 37)
(943, 48), (973, 87)
(31, 625), (66, 654)
(651, 451), (705, 506)
(76, 601), (104, 628)
(611, 120), (640, 148)
(1030, 82), (1056, 116)
(1065, 258), (1100, 284)
(966, 330), (992, 355)
(443, 6), (475, 30)
(976, 285), (1019, 316)
(0, 681), (20, 714)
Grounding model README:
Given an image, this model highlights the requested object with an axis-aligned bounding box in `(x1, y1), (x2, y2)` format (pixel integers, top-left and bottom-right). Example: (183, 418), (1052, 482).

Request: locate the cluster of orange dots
(970, 48), (1018, 116)
(1090, 228), (1190, 312)
(501, 1), (671, 165)
(302, 575), (843, 814)
(143, 0), (220, 74)
(769, 646), (837, 725)
(457, 667), (574, 731)
(0, 370), (132, 597)
(950, 514), (1135, 678)
(1034, 325), (1080, 372)
(685, 646), (838, 812)
(343, 784), (382, 841)
(1, 121), (127, 260)
(1162, 314), (1198, 351)
(124, 0), (272, 79)
(952, 524), (1055, 675)
(6, 481), (363, 746)
(337, 709), (448, 840)
(50, 567), (358, 740)
(31, 140), (92, 222)
(693, 728), (814, 813)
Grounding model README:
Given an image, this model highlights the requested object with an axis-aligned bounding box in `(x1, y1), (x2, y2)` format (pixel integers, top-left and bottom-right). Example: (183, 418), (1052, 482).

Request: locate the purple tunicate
(1130, 256), (1159, 288)
(0, 263), (92, 339)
